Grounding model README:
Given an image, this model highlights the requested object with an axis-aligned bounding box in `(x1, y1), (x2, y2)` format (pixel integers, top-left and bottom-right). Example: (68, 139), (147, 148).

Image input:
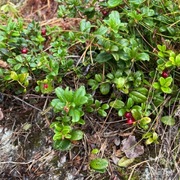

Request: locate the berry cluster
(21, 28), (47, 54)
(124, 112), (135, 125)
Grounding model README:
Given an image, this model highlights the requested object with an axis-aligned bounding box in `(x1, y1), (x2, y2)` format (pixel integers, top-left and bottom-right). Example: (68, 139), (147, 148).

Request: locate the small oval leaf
(90, 158), (108, 170)
(100, 83), (110, 95)
(70, 130), (84, 140)
(161, 116), (175, 126)
(110, 99), (125, 109)
(118, 156), (134, 167)
(53, 139), (71, 151)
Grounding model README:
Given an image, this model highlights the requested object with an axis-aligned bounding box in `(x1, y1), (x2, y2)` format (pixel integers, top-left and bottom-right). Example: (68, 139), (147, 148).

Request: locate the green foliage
(36, 79), (54, 94)
(129, 88), (148, 103)
(161, 116), (175, 126)
(143, 131), (159, 145)
(94, 100), (109, 117)
(50, 86), (90, 150)
(0, 0), (179, 163)
(153, 77), (173, 94)
(118, 157), (135, 167)
(90, 158), (108, 173)
(107, 0), (123, 8)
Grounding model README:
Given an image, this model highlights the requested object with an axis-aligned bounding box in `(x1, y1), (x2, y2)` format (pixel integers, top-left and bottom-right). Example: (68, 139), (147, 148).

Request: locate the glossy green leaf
(94, 25), (108, 35)
(104, 11), (121, 33)
(118, 109), (126, 116)
(161, 87), (172, 94)
(70, 130), (84, 140)
(110, 99), (125, 109)
(53, 139), (71, 151)
(118, 157), (135, 167)
(88, 79), (99, 90)
(153, 82), (160, 89)
(112, 53), (120, 61)
(80, 19), (91, 33)
(106, 73), (114, 80)
(62, 126), (72, 134)
(153, 93), (164, 106)
(101, 104), (109, 110)
(18, 73), (28, 83)
(98, 109), (107, 117)
(137, 53), (150, 61)
(64, 88), (73, 102)
(95, 100), (101, 108)
(107, 0), (123, 7)
(73, 86), (88, 106)
(69, 109), (81, 122)
(152, 132), (158, 141)
(78, 119), (85, 125)
(51, 99), (65, 112)
(129, 0), (145, 5)
(131, 109), (141, 120)
(129, 90), (147, 103)
(14, 63), (22, 71)
(145, 138), (154, 145)
(110, 45), (119, 52)
(126, 97), (134, 109)
(141, 7), (155, 17)
(159, 77), (172, 87)
(95, 74), (102, 82)
(15, 55), (23, 63)
(114, 77), (126, 89)
(91, 148), (99, 154)
(95, 52), (113, 63)
(175, 54), (180, 66)
(0, 48), (10, 56)
(10, 71), (18, 80)
(55, 87), (66, 102)
(140, 117), (151, 125)
(53, 123), (62, 131)
(90, 158), (108, 170)
(64, 134), (71, 139)
(100, 83), (110, 95)
(143, 132), (159, 145)
(161, 116), (175, 126)
(53, 133), (63, 141)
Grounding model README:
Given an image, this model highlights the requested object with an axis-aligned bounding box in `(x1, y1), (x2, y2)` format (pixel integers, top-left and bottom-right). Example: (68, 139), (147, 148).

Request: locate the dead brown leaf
(0, 60), (10, 69)
(121, 135), (144, 158)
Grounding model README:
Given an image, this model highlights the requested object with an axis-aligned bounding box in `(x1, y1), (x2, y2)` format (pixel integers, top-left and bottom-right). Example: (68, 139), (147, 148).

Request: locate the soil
(0, 1), (179, 180)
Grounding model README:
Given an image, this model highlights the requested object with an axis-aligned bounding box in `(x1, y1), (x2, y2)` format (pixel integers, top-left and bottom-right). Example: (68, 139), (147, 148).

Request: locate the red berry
(21, 47), (28, 54)
(41, 28), (46, 36)
(124, 112), (132, 118)
(162, 71), (168, 78)
(126, 117), (135, 125)
(102, 10), (109, 16)
(43, 84), (48, 89)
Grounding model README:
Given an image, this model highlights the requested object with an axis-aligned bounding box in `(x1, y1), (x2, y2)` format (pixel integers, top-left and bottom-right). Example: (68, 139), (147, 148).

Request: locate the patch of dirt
(0, 95), (87, 179)
(19, 0), (58, 21)
(19, 0), (81, 30)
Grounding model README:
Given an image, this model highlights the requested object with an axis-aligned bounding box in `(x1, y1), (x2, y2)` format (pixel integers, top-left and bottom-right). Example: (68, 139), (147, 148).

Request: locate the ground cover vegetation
(0, 0), (179, 179)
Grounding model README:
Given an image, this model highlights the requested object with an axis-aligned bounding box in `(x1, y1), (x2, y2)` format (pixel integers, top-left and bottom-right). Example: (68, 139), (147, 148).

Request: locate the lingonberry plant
(0, 0), (179, 176)
(50, 86), (92, 150)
